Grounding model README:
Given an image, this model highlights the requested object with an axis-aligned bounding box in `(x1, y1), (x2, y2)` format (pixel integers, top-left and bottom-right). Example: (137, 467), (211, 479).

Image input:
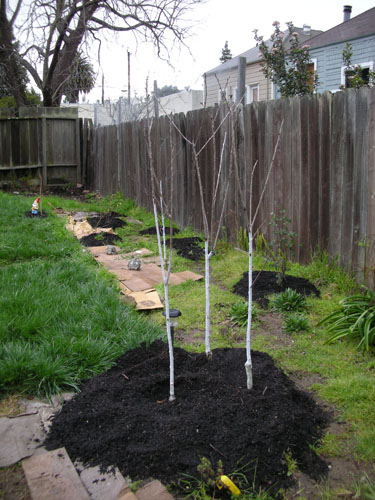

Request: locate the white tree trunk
(153, 201), (175, 401)
(205, 239), (212, 359)
(245, 229), (253, 390)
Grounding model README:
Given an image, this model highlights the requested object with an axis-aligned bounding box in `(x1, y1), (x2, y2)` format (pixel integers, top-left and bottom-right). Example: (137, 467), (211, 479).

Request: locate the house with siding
(306, 6), (375, 93)
(203, 26), (322, 107)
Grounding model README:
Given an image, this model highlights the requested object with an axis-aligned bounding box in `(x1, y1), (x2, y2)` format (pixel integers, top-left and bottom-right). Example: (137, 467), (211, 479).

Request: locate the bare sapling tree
(230, 102), (284, 389)
(146, 86), (176, 400)
(170, 105), (232, 359)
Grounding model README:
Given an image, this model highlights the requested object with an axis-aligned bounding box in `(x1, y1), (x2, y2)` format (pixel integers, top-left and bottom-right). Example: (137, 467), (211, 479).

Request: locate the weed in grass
(282, 451), (298, 477)
(354, 473), (375, 499)
(304, 248), (357, 294)
(174, 457), (274, 500)
(272, 289), (307, 313)
(282, 313), (310, 334)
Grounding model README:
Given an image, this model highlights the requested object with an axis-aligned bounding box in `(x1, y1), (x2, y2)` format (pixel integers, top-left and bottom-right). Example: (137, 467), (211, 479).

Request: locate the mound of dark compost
(87, 212), (126, 229)
(167, 237), (204, 260)
(45, 341), (330, 496)
(25, 211), (48, 218)
(139, 226), (180, 236)
(234, 270), (320, 308)
(80, 232), (122, 247)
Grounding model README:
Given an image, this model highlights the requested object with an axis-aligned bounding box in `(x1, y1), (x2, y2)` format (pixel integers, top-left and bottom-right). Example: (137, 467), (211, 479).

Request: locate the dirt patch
(80, 232), (122, 247)
(24, 211), (48, 219)
(87, 213), (126, 229)
(45, 340), (330, 497)
(139, 226), (180, 236)
(233, 270), (320, 308)
(0, 463), (31, 500)
(167, 237), (204, 261)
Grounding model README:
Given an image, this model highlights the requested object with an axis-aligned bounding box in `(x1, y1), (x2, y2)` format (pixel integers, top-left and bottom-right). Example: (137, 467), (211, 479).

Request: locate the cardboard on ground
(66, 217), (203, 310)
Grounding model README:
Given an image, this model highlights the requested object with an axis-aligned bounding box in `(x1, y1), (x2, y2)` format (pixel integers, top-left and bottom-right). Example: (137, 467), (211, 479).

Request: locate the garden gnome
(31, 197), (40, 214)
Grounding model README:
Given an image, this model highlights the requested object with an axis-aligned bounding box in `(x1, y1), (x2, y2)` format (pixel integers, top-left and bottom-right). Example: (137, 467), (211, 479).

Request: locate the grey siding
(311, 34), (375, 92)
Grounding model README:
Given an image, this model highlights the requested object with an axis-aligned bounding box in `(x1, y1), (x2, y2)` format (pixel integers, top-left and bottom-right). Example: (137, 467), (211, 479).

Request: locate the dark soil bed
(139, 226), (180, 236)
(45, 341), (330, 496)
(167, 237), (204, 261)
(87, 212), (126, 229)
(25, 211), (48, 218)
(80, 232), (122, 247)
(234, 270), (320, 308)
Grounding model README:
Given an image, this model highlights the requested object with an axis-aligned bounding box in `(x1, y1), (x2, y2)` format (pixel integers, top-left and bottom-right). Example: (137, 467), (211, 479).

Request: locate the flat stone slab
(0, 413), (45, 467)
(77, 463), (128, 500)
(136, 480), (175, 500)
(22, 447), (90, 500)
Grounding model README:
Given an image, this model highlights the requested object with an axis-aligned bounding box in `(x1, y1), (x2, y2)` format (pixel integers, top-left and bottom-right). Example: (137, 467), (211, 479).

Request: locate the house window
(341, 61), (374, 88)
(217, 88), (230, 102)
(246, 84), (259, 103)
(307, 58), (317, 92)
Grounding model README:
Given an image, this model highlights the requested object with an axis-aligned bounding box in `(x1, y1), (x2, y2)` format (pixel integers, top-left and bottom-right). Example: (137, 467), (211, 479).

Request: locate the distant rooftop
(205, 26), (323, 75)
(306, 7), (375, 49)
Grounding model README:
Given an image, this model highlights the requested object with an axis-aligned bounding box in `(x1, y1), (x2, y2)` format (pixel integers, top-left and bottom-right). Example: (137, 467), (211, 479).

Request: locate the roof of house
(205, 26), (323, 75)
(306, 7), (375, 49)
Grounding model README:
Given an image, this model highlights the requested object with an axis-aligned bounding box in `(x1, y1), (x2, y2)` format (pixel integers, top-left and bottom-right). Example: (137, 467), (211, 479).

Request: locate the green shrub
(272, 288), (307, 313)
(283, 313), (310, 334)
(230, 301), (259, 327)
(319, 289), (375, 351)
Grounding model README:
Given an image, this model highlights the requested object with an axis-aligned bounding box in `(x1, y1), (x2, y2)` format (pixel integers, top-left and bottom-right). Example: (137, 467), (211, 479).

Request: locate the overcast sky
(86, 0), (375, 102)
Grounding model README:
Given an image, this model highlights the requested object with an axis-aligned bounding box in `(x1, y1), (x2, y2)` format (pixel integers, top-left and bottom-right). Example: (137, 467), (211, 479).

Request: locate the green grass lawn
(0, 192), (163, 397)
(1, 190), (375, 498)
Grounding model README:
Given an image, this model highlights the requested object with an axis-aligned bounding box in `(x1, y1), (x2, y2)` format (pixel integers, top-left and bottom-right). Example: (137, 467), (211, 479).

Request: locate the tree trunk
(0, 0), (27, 107)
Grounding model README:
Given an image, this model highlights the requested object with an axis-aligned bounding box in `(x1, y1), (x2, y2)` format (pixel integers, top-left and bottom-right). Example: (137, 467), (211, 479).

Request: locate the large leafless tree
(0, 0), (201, 106)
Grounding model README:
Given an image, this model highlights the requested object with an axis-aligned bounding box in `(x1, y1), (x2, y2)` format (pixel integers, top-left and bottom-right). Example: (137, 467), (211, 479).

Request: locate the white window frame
(309, 58), (318, 93)
(246, 83), (259, 104)
(341, 60), (374, 87)
(217, 87), (230, 103)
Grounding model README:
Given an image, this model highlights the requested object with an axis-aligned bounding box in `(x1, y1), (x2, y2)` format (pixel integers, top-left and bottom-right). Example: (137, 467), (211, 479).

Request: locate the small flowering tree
(341, 42), (375, 89)
(254, 22), (318, 97)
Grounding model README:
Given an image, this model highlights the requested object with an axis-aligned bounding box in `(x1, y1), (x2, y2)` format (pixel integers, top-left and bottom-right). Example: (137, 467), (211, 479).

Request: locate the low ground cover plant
(230, 301), (259, 327)
(272, 288), (307, 313)
(282, 313), (310, 334)
(319, 288), (375, 351)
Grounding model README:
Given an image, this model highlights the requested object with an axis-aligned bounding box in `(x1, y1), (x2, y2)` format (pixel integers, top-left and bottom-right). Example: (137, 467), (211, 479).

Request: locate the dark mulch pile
(45, 341), (330, 496)
(80, 232), (122, 247)
(234, 270), (320, 308)
(25, 211), (48, 218)
(87, 212), (126, 229)
(167, 237), (204, 261)
(139, 226), (180, 236)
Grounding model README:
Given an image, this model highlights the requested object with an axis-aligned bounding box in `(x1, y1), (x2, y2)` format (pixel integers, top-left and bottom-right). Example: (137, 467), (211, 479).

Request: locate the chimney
(303, 24), (311, 35)
(343, 5), (352, 22)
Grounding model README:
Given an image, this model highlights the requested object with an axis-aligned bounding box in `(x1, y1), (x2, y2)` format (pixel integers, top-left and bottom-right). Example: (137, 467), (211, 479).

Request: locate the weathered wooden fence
(90, 88), (375, 285)
(0, 107), (93, 186)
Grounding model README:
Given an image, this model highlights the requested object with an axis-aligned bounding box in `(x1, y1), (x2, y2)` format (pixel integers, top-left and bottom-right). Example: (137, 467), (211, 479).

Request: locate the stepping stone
(78, 463), (129, 500)
(22, 447), (90, 500)
(136, 480), (174, 500)
(0, 413), (45, 467)
(117, 491), (138, 500)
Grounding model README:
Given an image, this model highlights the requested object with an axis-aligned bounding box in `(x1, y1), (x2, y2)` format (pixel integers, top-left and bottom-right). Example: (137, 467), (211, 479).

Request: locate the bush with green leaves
(283, 313), (310, 334)
(272, 288), (307, 313)
(319, 289), (375, 351)
(230, 301), (259, 327)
